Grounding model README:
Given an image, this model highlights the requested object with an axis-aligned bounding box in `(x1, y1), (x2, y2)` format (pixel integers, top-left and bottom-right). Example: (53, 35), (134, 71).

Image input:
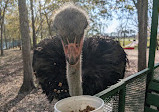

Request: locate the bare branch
(132, 0), (137, 8)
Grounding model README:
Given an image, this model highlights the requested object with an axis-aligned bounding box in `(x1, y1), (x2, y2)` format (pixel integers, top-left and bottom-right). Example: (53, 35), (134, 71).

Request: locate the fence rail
(95, 63), (159, 112)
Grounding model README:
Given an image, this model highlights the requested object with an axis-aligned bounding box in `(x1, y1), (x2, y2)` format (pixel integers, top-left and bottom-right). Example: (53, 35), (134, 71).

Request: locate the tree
(79, 0), (112, 36)
(0, 0), (9, 56)
(0, 1), (2, 54)
(137, 0), (148, 71)
(122, 30), (129, 46)
(4, 24), (7, 49)
(30, 0), (36, 48)
(113, 0), (149, 71)
(133, 0), (148, 71)
(39, 1), (43, 39)
(18, 0), (35, 93)
(5, 2), (20, 48)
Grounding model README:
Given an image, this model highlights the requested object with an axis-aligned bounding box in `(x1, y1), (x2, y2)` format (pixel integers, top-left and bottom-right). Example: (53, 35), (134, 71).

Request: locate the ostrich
(33, 4), (127, 102)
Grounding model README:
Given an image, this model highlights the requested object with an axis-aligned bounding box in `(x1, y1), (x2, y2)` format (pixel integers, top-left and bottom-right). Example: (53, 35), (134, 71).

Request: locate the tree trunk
(18, 35), (22, 50)
(30, 0), (36, 49)
(12, 38), (14, 48)
(44, 12), (52, 37)
(9, 36), (11, 49)
(1, 16), (4, 56)
(39, 1), (43, 40)
(0, 0), (9, 55)
(4, 25), (7, 49)
(18, 0), (35, 93)
(137, 0), (148, 71)
(0, 0), (2, 55)
(123, 33), (126, 47)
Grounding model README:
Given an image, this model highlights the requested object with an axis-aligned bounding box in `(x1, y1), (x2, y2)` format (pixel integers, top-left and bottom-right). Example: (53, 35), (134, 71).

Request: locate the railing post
(118, 85), (126, 112)
(144, 0), (159, 111)
(147, 0), (159, 84)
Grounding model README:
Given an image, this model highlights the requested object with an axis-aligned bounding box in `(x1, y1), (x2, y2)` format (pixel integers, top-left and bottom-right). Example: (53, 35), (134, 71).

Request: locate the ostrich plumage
(32, 5), (127, 102)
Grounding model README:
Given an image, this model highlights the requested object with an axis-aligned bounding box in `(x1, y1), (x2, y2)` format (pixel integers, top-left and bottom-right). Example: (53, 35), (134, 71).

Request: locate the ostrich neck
(66, 56), (83, 96)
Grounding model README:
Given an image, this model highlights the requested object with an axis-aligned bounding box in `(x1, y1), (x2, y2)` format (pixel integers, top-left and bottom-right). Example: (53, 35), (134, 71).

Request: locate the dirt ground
(0, 48), (159, 112)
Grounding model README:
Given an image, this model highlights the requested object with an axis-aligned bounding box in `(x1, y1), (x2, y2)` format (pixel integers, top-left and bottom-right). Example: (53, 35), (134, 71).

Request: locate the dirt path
(125, 49), (159, 77)
(0, 48), (159, 111)
(0, 49), (56, 112)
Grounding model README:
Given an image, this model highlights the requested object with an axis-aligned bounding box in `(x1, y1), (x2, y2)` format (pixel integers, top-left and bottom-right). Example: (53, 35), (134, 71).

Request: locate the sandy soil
(0, 48), (159, 112)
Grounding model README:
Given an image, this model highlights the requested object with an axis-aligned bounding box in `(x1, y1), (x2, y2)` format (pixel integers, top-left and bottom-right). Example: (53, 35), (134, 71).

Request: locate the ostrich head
(53, 5), (88, 65)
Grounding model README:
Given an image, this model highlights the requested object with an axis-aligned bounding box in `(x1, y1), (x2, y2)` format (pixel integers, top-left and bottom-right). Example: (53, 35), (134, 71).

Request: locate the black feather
(32, 36), (127, 102)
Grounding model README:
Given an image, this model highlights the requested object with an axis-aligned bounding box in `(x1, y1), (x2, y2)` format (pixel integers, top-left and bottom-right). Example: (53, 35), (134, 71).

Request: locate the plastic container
(54, 95), (104, 112)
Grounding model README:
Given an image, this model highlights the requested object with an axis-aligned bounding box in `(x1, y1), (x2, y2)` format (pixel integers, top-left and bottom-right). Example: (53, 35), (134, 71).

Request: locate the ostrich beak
(61, 38), (83, 65)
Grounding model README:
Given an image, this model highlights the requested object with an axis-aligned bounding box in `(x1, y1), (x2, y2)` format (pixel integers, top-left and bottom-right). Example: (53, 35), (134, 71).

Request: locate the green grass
(119, 41), (132, 47)
(116, 38), (151, 48)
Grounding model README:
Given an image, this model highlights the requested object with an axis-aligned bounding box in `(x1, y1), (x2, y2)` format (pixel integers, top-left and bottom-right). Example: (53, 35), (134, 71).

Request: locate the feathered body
(33, 36), (127, 102)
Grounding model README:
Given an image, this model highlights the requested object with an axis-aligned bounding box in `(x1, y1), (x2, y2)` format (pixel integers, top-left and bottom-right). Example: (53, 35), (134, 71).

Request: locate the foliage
(1, 0), (153, 46)
(5, 6), (20, 40)
(1, 0), (18, 40)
